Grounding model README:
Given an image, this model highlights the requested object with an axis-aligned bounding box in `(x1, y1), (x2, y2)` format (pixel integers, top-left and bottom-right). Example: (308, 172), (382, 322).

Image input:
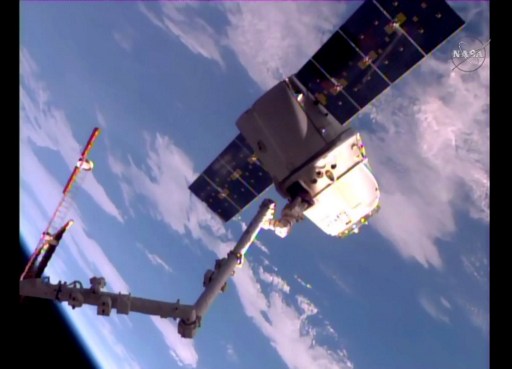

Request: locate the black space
(489, 0), (500, 367)
(18, 243), (98, 369)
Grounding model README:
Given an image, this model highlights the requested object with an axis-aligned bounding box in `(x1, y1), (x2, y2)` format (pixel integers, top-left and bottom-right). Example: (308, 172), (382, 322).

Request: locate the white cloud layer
(137, 242), (173, 273)
(139, 2), (224, 68)
(225, 343), (239, 363)
(365, 57), (489, 268)
(456, 298), (489, 339)
(222, 2), (348, 90)
(139, 2), (348, 90)
(96, 317), (142, 369)
(418, 293), (450, 324)
(440, 297), (452, 310)
(113, 30), (133, 52)
(259, 266), (291, 294)
(150, 317), (199, 367)
(109, 133), (196, 234)
(294, 274), (313, 290)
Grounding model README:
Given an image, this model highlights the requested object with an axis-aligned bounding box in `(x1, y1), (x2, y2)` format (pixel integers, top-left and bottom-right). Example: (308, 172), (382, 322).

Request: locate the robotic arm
(20, 199), (277, 339)
(262, 196), (311, 238)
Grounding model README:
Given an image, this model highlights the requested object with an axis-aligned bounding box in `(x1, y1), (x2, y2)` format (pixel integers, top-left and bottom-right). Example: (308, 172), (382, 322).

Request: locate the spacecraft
(189, 0), (465, 238)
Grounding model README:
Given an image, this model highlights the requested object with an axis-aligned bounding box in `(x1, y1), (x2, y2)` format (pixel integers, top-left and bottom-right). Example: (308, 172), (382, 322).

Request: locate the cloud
(317, 263), (352, 295)
(138, 2), (350, 90)
(461, 251), (489, 287)
(440, 297), (452, 310)
(225, 343), (238, 363)
(20, 48), (124, 224)
(96, 317), (142, 369)
(258, 266), (290, 294)
(113, 30), (133, 52)
(138, 2), (224, 68)
(108, 132), (354, 369)
(296, 294), (318, 319)
(324, 324), (339, 339)
(137, 242), (173, 273)
(234, 271), (353, 369)
(222, 2), (349, 90)
(108, 133), (196, 233)
(145, 252), (173, 273)
(356, 6), (490, 269)
(456, 299), (488, 339)
(59, 309), (143, 369)
(150, 317), (199, 368)
(294, 274), (313, 290)
(95, 108), (107, 128)
(418, 293), (450, 324)
(20, 47), (49, 106)
(364, 54), (489, 268)
(253, 239), (269, 254)
(111, 314), (134, 330)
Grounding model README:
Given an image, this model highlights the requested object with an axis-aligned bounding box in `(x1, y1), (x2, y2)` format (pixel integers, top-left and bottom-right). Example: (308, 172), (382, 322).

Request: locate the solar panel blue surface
(374, 0), (465, 54)
(189, 134), (273, 222)
(189, 175), (240, 222)
(372, 36), (424, 83)
(233, 135), (274, 194)
(302, 31), (391, 110)
(202, 157), (256, 211)
(294, 0), (465, 126)
(340, 0), (424, 83)
(340, 0), (394, 57)
(294, 60), (360, 124)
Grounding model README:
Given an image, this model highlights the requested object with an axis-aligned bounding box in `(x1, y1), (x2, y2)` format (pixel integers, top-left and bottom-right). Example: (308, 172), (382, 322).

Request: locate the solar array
(295, 0), (464, 127)
(189, 134), (273, 221)
(190, 0), (465, 222)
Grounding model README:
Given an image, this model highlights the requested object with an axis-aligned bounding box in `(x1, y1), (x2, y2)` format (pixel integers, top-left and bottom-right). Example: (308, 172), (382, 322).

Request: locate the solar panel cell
(372, 35), (424, 82)
(340, 0), (393, 56)
(189, 135), (273, 222)
(340, 0), (424, 82)
(374, 0), (465, 54)
(189, 175), (240, 222)
(299, 31), (390, 113)
(294, 0), (464, 126)
(295, 60), (359, 125)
